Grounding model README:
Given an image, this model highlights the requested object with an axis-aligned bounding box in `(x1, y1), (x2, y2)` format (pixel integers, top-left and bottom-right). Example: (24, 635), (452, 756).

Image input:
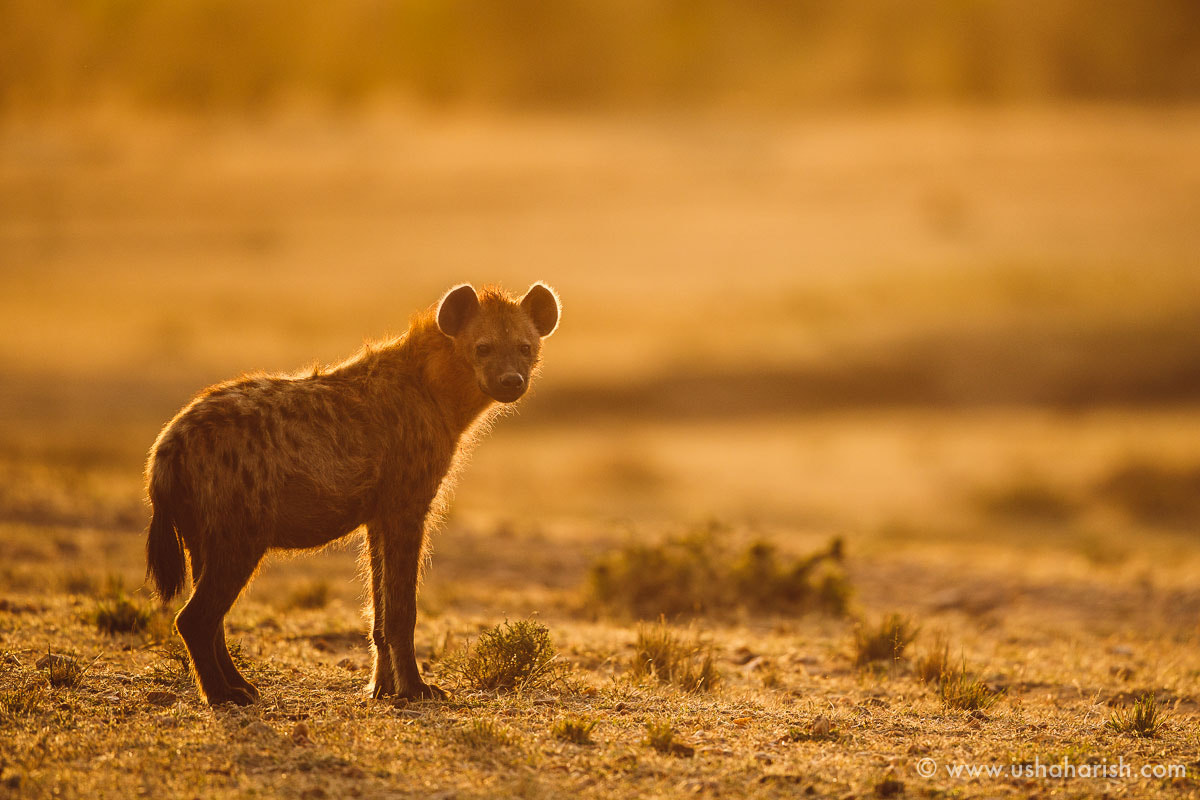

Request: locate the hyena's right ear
(437, 284), (479, 337)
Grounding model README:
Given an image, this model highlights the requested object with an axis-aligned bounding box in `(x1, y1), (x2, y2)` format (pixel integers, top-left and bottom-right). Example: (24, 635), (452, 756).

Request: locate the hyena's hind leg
(188, 550), (260, 701)
(365, 530), (396, 698)
(177, 543), (265, 706)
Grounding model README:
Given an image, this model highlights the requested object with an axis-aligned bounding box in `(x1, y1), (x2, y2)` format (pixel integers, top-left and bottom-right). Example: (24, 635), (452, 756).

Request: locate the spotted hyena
(145, 283), (560, 705)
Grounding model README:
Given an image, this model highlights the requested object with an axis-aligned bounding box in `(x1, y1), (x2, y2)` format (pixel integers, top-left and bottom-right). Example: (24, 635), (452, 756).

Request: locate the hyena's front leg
(377, 514), (447, 701)
(364, 528), (395, 698)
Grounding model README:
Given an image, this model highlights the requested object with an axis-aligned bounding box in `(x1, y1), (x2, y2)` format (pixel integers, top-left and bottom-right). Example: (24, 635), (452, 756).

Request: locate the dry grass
(39, 652), (93, 689)
(853, 614), (918, 667)
(1, 107), (1199, 799)
(1107, 693), (1170, 738)
(441, 619), (567, 694)
(914, 634), (952, 684)
(629, 622), (720, 693)
(589, 526), (848, 619)
(550, 715), (597, 745)
(0, 682), (45, 718)
(91, 592), (152, 635)
(643, 719), (694, 758)
(0, 522), (1197, 798)
(284, 580), (331, 611)
(938, 666), (1004, 713)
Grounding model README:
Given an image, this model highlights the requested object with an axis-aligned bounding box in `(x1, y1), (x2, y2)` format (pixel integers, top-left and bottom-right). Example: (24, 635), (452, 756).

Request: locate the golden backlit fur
(145, 282), (560, 705)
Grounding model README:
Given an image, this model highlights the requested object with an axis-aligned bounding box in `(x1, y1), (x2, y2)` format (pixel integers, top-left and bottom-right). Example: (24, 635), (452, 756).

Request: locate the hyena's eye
(475, 343), (492, 358)
(519, 343), (532, 356)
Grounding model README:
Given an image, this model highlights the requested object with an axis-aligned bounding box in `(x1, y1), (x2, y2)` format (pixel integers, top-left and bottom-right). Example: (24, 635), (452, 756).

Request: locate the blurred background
(2, 0), (1200, 579)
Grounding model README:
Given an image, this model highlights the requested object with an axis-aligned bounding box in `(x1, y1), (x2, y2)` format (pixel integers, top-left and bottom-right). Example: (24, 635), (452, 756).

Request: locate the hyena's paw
(367, 679), (395, 700)
(207, 686), (258, 707)
(399, 681), (448, 702)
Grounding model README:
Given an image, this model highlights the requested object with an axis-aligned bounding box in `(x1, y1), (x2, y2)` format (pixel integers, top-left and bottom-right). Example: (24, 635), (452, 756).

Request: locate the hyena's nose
(499, 373), (525, 390)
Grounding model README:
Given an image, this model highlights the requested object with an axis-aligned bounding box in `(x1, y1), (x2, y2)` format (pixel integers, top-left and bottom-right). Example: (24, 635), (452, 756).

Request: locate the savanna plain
(2, 106), (1199, 799)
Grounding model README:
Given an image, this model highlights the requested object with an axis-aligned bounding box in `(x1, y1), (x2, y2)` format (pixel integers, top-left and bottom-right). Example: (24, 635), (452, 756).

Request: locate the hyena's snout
(490, 371), (527, 403)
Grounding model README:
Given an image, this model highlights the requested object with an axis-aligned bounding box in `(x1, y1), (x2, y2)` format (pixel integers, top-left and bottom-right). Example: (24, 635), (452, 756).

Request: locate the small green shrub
(853, 614), (918, 667)
(630, 622), (719, 693)
(551, 715), (597, 745)
(443, 620), (565, 693)
(589, 523), (848, 618)
(1107, 693), (1168, 738)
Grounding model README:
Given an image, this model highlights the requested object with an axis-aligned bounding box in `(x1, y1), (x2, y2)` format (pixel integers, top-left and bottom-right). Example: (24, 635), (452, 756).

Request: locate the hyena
(145, 283), (560, 705)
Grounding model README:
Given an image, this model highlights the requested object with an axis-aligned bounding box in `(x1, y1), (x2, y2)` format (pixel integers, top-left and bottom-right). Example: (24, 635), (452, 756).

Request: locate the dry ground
(2, 106), (1199, 797)
(1, 514), (1198, 799)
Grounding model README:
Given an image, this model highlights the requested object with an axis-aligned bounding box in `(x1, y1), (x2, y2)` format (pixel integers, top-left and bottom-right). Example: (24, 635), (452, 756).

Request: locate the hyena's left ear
(521, 282), (560, 337)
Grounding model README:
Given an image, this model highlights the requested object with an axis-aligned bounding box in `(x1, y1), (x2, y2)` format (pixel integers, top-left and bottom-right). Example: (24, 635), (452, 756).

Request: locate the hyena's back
(146, 372), (389, 598)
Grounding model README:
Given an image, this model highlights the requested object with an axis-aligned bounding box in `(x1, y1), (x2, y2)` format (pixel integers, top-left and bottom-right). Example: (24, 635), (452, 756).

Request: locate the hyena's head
(436, 282), (560, 403)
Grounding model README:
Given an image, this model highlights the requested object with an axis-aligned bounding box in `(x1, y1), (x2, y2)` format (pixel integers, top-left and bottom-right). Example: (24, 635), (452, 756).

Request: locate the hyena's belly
(267, 466), (376, 549)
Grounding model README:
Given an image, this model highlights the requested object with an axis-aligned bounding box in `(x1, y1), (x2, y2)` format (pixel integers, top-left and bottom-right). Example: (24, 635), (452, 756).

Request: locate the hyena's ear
(437, 284), (479, 337)
(521, 282), (560, 337)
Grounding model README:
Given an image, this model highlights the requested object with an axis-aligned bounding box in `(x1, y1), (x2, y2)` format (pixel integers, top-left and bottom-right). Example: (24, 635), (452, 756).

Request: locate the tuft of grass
(0, 683), (46, 718)
(452, 717), (517, 750)
(914, 634), (951, 683)
(92, 592), (152, 635)
(643, 719), (694, 757)
(854, 614), (919, 667)
(1107, 693), (1169, 738)
(551, 715), (597, 745)
(589, 523), (848, 619)
(40, 652), (94, 689)
(630, 622), (720, 693)
(939, 667), (1002, 712)
(442, 619), (565, 693)
(284, 579), (330, 610)
(148, 638), (194, 687)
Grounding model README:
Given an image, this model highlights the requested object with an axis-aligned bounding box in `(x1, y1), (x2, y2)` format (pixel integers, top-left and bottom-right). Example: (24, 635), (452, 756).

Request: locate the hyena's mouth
(484, 382), (527, 404)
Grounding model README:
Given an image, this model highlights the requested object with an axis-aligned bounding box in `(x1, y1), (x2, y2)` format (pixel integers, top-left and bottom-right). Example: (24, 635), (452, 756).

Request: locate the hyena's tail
(145, 448), (186, 602)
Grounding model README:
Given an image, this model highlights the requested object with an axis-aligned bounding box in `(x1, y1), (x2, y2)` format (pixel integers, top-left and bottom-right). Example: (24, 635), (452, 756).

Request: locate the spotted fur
(145, 282), (560, 705)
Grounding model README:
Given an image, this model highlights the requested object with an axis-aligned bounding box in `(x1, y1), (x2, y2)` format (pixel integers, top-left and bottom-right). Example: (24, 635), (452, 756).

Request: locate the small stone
(36, 653), (75, 670)
(146, 691), (177, 707)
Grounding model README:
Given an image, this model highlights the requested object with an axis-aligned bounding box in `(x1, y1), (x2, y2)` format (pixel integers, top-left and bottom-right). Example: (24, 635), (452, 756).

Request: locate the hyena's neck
(375, 315), (494, 435)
